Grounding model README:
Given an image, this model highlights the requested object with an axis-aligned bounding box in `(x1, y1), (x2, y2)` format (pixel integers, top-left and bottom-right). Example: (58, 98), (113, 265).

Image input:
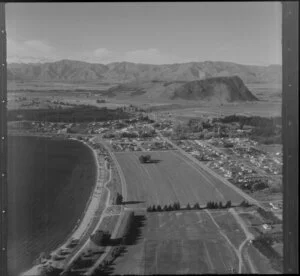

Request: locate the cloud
(64, 48), (182, 65)
(123, 48), (182, 64)
(7, 38), (58, 63)
(93, 48), (113, 59)
(7, 40), (185, 65)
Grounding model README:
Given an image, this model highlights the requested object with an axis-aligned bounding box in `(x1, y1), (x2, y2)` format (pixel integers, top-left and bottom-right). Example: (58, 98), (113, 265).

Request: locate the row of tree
(147, 200), (251, 212)
(147, 202), (181, 212)
(206, 200), (232, 209)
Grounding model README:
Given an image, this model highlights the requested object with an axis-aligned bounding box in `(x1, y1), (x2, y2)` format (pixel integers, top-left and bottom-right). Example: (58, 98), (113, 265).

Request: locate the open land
(8, 78), (282, 275)
(115, 150), (245, 206)
(112, 209), (278, 275)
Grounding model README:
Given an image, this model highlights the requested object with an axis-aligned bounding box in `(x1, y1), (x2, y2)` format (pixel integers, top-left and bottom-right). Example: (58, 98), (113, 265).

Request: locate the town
(8, 107), (282, 207)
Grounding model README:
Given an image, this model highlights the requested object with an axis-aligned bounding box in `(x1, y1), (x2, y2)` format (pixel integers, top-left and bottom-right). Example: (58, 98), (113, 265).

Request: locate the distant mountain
(101, 76), (258, 103)
(7, 59), (282, 84)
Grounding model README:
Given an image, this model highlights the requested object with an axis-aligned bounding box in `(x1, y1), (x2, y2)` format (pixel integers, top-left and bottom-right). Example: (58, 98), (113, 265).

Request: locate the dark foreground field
(115, 150), (245, 207)
(8, 136), (97, 276)
(108, 209), (277, 275)
(111, 210), (241, 274)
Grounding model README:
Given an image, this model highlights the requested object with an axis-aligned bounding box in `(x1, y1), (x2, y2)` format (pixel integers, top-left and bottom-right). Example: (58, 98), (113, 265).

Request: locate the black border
(0, 2), (299, 275)
(282, 1), (299, 274)
(0, 3), (7, 276)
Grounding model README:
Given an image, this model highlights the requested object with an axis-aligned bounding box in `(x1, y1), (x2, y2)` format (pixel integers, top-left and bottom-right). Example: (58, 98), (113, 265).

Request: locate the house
(262, 224), (272, 230)
(270, 202), (279, 210)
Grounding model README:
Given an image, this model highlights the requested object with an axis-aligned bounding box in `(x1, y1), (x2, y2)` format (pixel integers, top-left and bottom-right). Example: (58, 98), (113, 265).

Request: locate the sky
(6, 2), (282, 66)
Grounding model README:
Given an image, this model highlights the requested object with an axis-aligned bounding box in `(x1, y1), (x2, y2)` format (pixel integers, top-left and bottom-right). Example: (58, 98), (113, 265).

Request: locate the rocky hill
(101, 76), (258, 103)
(172, 76), (258, 102)
(8, 59), (282, 84)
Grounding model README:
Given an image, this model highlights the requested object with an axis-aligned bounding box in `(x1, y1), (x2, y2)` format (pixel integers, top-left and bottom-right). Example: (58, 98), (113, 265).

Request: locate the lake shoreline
(8, 134), (99, 276)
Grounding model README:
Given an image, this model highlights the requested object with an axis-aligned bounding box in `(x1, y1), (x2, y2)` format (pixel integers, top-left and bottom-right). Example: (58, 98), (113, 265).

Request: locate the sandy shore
(21, 137), (108, 276)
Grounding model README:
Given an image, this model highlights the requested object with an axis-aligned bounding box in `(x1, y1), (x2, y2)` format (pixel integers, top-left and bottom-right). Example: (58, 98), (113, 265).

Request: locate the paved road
(157, 131), (264, 209)
(62, 138), (128, 275)
(62, 160), (112, 271)
(83, 137), (128, 276)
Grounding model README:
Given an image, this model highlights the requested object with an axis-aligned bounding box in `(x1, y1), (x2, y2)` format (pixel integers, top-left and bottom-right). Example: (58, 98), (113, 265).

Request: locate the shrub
(139, 154), (152, 163)
(90, 230), (111, 246)
(240, 200), (251, 207)
(115, 193), (123, 205)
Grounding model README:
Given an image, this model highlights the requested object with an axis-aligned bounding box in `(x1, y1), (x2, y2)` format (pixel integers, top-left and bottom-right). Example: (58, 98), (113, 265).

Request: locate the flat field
(112, 210), (240, 274)
(115, 150), (245, 207)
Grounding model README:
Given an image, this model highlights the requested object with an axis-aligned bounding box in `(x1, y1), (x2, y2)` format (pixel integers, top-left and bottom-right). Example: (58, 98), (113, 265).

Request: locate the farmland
(115, 150), (245, 207)
(112, 210), (251, 274)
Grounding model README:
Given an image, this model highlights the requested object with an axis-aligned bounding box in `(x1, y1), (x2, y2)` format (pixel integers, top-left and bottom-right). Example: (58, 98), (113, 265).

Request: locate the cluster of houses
(207, 137), (282, 175)
(173, 139), (222, 161)
(109, 136), (174, 152)
(141, 137), (174, 151)
(16, 121), (75, 133)
(172, 137), (272, 193)
(209, 158), (269, 192)
(110, 140), (142, 152)
(102, 121), (156, 140)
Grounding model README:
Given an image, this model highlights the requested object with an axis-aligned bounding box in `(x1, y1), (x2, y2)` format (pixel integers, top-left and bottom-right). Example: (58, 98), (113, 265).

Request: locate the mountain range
(8, 59), (282, 84)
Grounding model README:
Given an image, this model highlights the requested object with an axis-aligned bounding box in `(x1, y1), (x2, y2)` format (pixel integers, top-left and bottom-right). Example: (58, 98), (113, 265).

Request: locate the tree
(91, 230), (111, 246)
(139, 154), (152, 163)
(193, 203), (200, 210)
(218, 202), (223, 209)
(225, 200), (232, 208)
(240, 200), (251, 207)
(115, 193), (123, 205)
(157, 205), (162, 211)
(186, 203), (191, 210)
(163, 205), (168, 211)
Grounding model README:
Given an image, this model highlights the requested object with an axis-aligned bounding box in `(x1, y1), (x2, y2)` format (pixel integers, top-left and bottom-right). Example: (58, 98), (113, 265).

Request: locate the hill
(101, 76), (258, 103)
(8, 60), (282, 84)
(172, 76), (258, 102)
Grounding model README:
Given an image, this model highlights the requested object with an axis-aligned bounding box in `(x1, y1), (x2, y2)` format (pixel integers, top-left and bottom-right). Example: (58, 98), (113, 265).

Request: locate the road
(156, 131), (264, 209)
(61, 137), (127, 275)
(83, 138), (128, 276)
(62, 160), (112, 271)
(229, 208), (256, 273)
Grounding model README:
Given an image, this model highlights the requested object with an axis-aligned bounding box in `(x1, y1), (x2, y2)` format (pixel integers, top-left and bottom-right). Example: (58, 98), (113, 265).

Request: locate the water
(7, 135), (97, 276)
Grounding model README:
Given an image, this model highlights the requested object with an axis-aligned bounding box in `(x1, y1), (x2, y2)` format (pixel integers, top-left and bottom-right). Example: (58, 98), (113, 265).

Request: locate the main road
(156, 130), (264, 209)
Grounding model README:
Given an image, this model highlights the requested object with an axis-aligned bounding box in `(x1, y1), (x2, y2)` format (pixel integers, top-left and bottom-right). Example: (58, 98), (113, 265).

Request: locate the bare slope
(8, 60), (282, 84)
(172, 76), (258, 102)
(102, 76), (258, 103)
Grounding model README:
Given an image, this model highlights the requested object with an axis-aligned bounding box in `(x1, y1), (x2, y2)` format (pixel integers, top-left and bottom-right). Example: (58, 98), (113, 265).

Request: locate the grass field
(112, 210), (240, 274)
(115, 150), (245, 207)
(210, 210), (246, 249)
